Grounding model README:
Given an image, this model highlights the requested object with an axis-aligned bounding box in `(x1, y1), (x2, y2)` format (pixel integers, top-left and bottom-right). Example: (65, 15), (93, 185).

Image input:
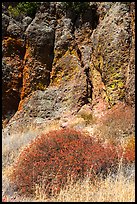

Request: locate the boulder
(7, 19), (23, 38)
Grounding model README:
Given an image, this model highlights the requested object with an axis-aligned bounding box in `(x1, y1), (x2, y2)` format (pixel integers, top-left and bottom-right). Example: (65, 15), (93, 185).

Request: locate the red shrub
(10, 128), (122, 197)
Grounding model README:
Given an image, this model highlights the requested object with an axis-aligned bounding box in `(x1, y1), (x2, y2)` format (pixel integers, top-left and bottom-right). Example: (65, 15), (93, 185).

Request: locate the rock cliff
(2, 2), (135, 140)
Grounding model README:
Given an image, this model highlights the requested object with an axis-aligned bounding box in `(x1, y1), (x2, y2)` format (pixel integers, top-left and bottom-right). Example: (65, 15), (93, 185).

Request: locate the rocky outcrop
(20, 4), (56, 100)
(91, 3), (132, 105)
(2, 37), (25, 125)
(2, 2), (135, 138)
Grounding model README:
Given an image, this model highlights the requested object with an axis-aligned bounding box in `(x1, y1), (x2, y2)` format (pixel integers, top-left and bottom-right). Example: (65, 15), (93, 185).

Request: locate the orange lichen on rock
(20, 46), (32, 100)
(3, 37), (25, 58)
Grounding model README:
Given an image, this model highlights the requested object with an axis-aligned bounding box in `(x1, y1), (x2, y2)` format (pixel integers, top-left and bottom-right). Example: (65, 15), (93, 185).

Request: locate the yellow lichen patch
(36, 82), (47, 91)
(99, 55), (104, 69)
(69, 49), (78, 57)
(51, 50), (80, 86)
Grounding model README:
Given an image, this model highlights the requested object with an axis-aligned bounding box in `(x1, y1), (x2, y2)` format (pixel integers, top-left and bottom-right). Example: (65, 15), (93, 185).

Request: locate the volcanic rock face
(91, 3), (132, 106)
(20, 5), (56, 100)
(2, 36), (25, 124)
(2, 2), (135, 137)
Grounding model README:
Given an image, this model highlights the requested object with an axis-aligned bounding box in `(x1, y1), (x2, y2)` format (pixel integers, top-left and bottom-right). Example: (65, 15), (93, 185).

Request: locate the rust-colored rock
(2, 37), (25, 123)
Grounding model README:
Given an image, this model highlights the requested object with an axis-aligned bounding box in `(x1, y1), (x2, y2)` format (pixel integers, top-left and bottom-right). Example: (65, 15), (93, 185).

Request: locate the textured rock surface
(91, 3), (132, 106)
(7, 19), (23, 38)
(20, 4), (56, 100)
(2, 14), (10, 37)
(2, 37), (25, 125)
(125, 2), (135, 106)
(2, 2), (135, 136)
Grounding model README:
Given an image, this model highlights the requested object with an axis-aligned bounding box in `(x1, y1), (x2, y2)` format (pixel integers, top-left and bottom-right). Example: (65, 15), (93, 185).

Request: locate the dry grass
(2, 120), (61, 169)
(2, 120), (61, 200)
(52, 173), (135, 202)
(30, 164), (134, 202)
(4, 167), (134, 202)
(2, 166), (135, 202)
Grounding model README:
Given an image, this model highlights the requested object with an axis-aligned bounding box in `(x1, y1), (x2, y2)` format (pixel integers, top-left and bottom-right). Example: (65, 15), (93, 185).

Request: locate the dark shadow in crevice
(84, 66), (93, 101)
(81, 4), (99, 30)
(2, 91), (21, 128)
(70, 4), (99, 35)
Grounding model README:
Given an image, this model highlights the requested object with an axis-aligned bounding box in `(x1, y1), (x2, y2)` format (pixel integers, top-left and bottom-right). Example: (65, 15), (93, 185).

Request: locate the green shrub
(8, 5), (20, 17)
(8, 2), (39, 18)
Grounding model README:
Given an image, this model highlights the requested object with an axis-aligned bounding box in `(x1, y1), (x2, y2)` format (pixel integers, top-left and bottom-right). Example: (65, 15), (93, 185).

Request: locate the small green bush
(8, 2), (39, 18)
(8, 5), (20, 17)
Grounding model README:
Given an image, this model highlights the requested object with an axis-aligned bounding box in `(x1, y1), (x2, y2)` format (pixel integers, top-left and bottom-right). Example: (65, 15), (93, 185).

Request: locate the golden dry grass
(28, 168), (135, 202)
(2, 119), (61, 169)
(3, 166), (134, 202)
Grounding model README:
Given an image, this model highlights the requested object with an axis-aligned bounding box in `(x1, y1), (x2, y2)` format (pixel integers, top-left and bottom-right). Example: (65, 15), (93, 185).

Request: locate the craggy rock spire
(2, 2), (135, 138)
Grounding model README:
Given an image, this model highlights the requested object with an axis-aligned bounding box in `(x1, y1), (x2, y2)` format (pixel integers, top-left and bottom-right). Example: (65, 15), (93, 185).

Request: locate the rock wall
(2, 2), (135, 137)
